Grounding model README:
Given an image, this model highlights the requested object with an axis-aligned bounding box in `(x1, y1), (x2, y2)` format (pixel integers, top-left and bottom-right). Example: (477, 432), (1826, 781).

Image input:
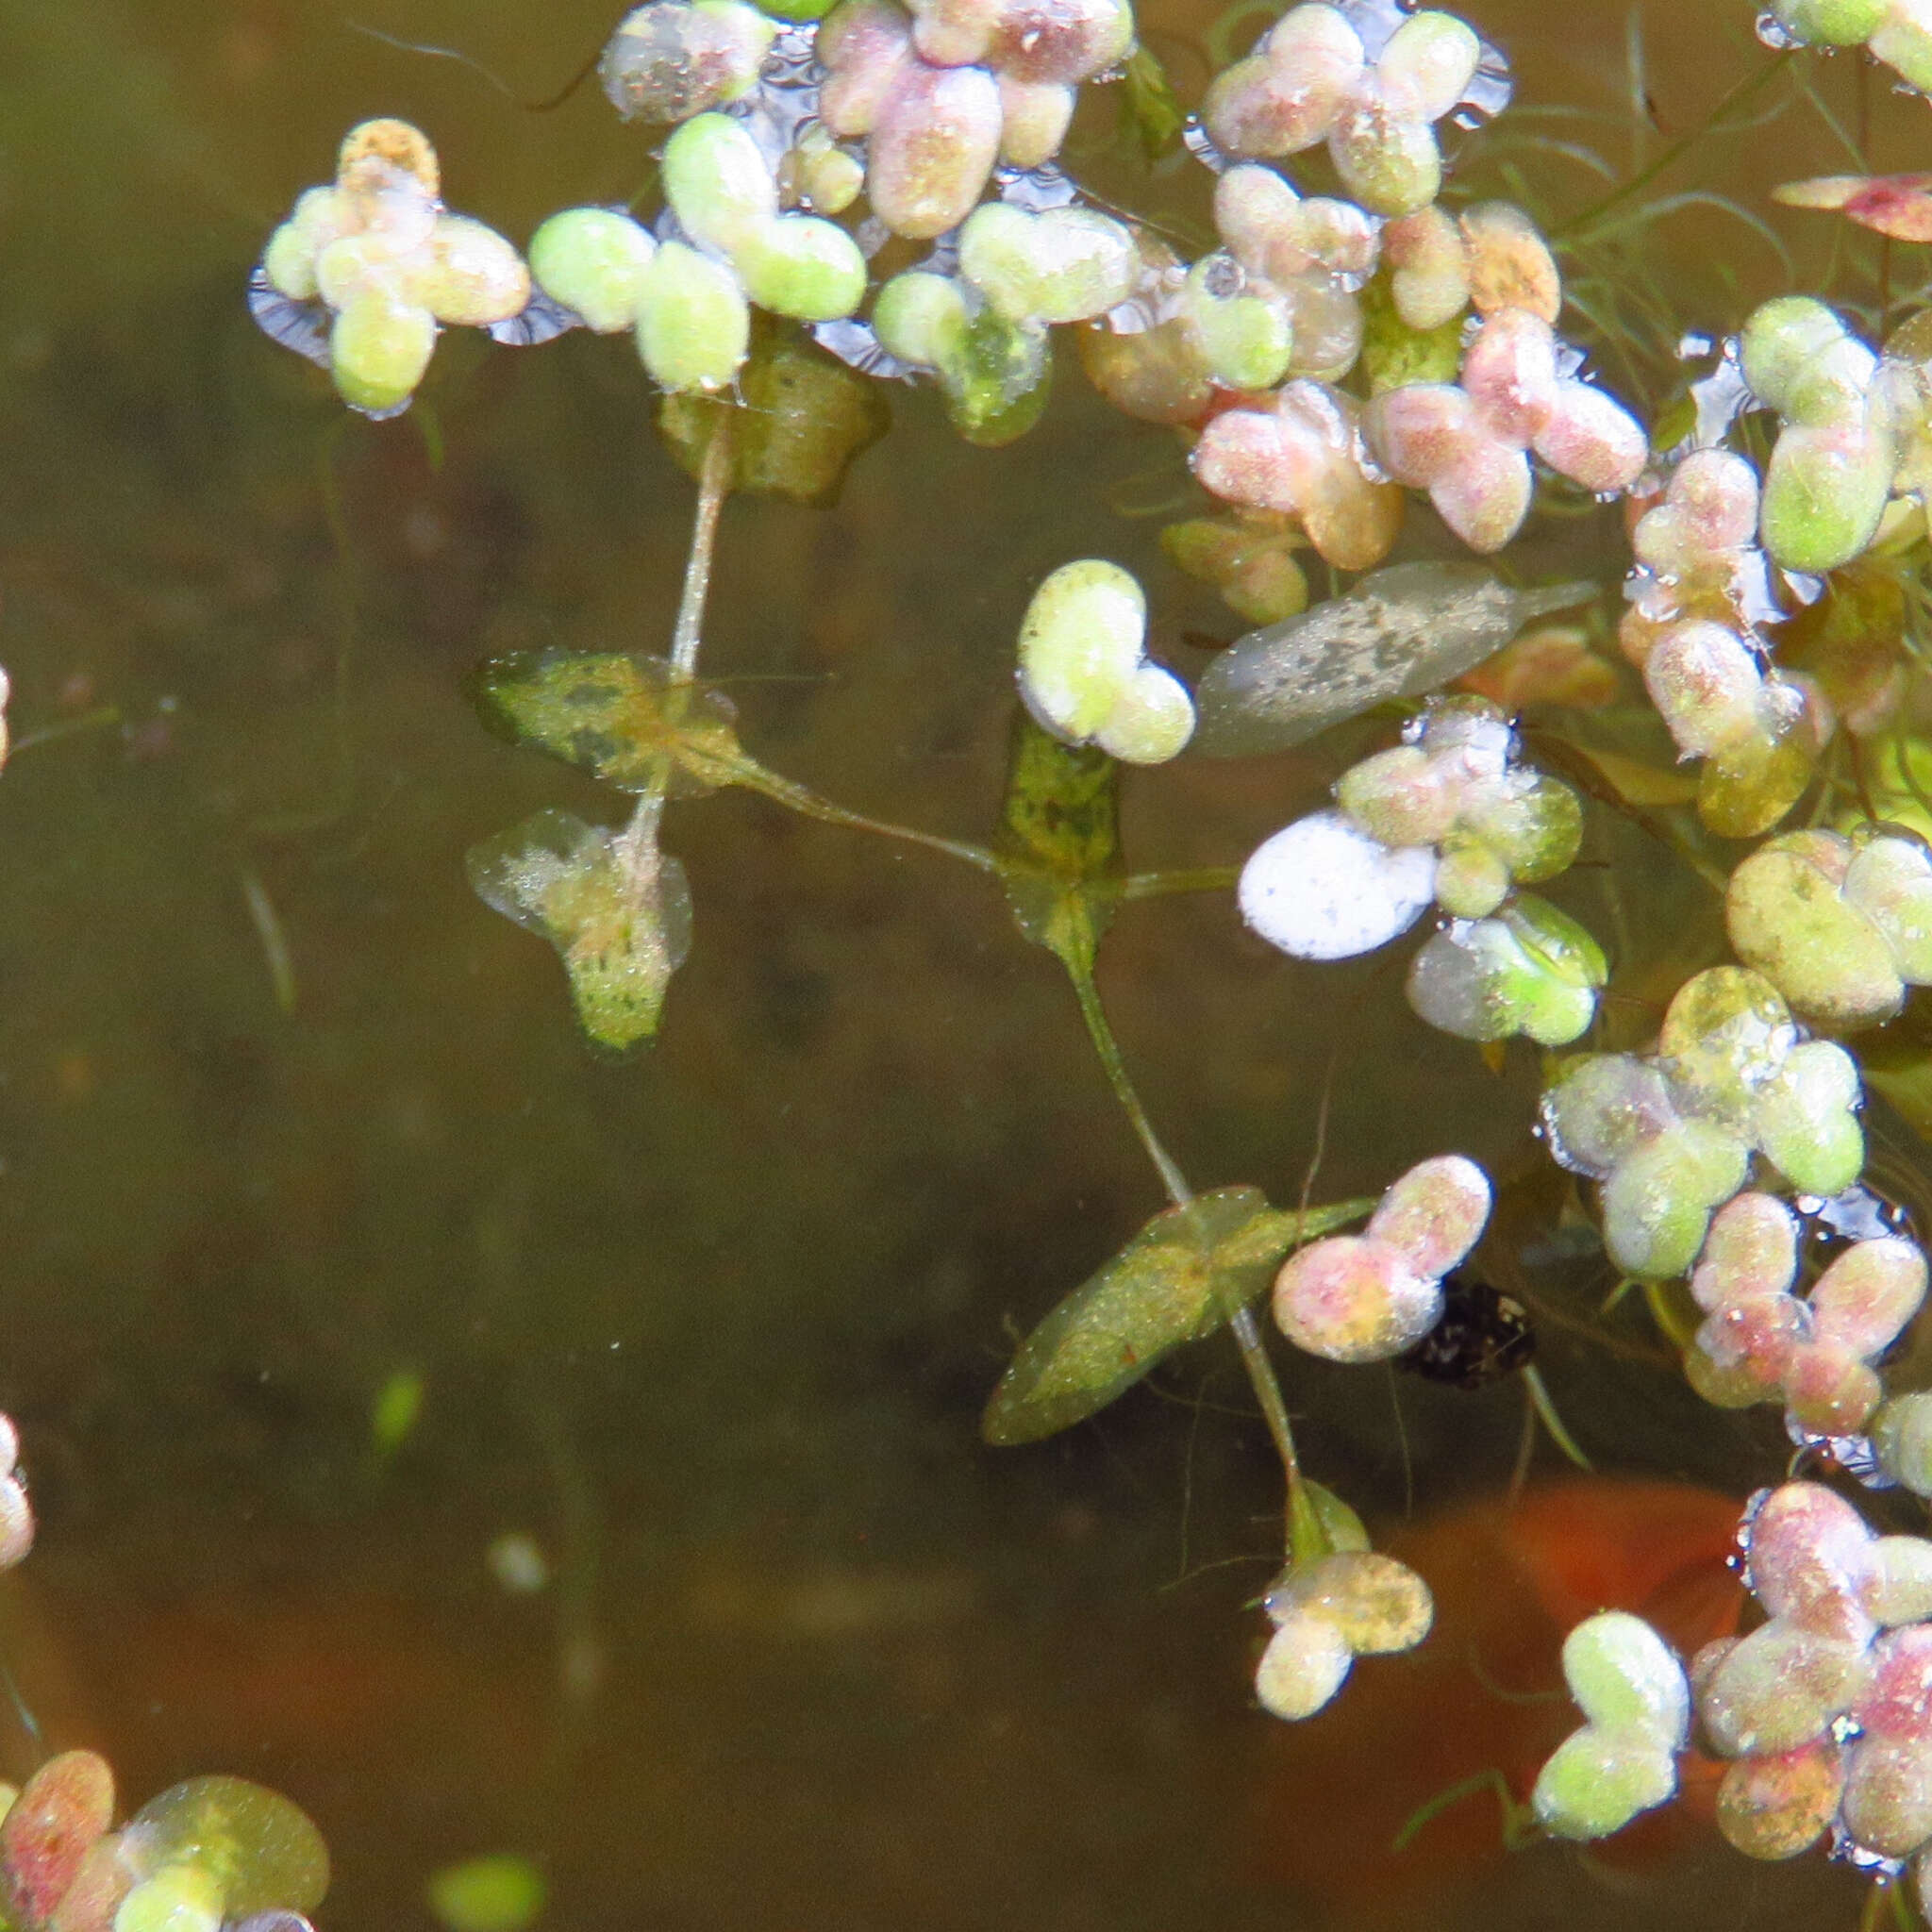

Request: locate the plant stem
(7, 707), (121, 757)
(670, 413), (733, 681)
(252, 420), (358, 838)
(1067, 955), (1308, 1505)
(620, 414), (737, 884)
(1552, 51), (1789, 243)
(1118, 866), (1241, 901)
(730, 761), (1001, 872)
(1069, 959), (1191, 1210)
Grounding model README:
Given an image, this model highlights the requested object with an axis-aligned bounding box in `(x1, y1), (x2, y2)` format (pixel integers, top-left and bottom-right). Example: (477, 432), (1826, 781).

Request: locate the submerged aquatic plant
(228, 0), (1932, 1913)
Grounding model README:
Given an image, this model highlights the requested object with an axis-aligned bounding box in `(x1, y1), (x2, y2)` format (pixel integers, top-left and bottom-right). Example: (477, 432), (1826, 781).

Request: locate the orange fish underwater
(1245, 1478), (1749, 1917)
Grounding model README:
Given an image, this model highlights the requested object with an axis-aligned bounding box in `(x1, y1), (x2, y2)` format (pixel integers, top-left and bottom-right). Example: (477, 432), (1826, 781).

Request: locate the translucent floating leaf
(1191, 563), (1596, 758)
(992, 710), (1122, 976)
(470, 653), (746, 797)
(983, 1188), (1375, 1444)
(123, 1777), (328, 1919)
(469, 809), (693, 1052)
(1121, 42), (1185, 157)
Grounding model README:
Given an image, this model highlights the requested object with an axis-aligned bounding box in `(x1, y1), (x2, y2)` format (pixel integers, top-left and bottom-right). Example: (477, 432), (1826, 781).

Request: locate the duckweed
(224, 0), (1932, 1907)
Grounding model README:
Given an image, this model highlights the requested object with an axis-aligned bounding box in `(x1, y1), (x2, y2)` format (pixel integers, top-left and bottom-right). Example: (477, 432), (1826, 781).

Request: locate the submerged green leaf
(468, 808), (692, 1051)
(471, 653), (745, 796)
(427, 1855), (546, 1932)
(983, 1188), (1376, 1443)
(659, 329), (890, 507)
(993, 710), (1123, 977)
(1121, 43), (1185, 157)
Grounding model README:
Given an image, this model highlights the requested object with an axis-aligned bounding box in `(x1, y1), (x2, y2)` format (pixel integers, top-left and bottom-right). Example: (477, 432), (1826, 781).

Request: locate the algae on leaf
(983, 1188), (1374, 1443)
(468, 808), (692, 1051)
(471, 653), (745, 796)
(1192, 564), (1596, 758)
(659, 330), (889, 507)
(992, 710), (1124, 979)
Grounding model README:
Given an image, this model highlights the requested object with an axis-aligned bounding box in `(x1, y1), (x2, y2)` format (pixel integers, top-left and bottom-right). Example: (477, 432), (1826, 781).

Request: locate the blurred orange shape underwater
(1245, 1478), (1747, 1914)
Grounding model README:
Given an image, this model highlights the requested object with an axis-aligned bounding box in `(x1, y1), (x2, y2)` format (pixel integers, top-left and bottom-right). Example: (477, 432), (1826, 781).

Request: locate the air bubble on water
(1458, 45), (1515, 124)
(487, 1533), (551, 1595)
(1182, 118), (1227, 174)
(1830, 1823), (1904, 1877)
(1777, 566), (1826, 608)
(490, 289), (581, 347)
(995, 164), (1077, 211)
(1690, 337), (1755, 445)
(1738, 553), (1789, 630)
(915, 234), (962, 278)
(1338, 0), (1407, 57)
(1203, 254), (1245, 299)
(813, 317), (920, 380)
(1756, 12), (1802, 49)
(246, 272), (331, 370)
(725, 29), (822, 156)
(1787, 1414), (1892, 1488)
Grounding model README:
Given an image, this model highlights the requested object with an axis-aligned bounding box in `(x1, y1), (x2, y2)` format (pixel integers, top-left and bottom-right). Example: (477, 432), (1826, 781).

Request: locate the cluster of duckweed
(1685, 1191), (1926, 1437)
(1727, 826), (1932, 1030)
(1273, 1153), (1491, 1362)
(1256, 1546), (1435, 1719)
(1363, 302), (1647, 554)
(1532, 1611), (1691, 1840)
(1759, 0), (1932, 99)
(1541, 966), (1865, 1279)
(1237, 696), (1592, 1027)
(1201, 4), (1484, 213)
(231, 0), (1932, 1907)
(1620, 448), (1828, 836)
(254, 123), (529, 417)
(1695, 1482), (1932, 1875)
(1014, 559), (1194, 764)
(0, 1756), (327, 1932)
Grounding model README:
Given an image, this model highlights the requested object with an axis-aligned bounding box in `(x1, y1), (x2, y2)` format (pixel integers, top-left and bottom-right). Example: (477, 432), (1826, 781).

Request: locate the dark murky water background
(0, 3), (1924, 1927)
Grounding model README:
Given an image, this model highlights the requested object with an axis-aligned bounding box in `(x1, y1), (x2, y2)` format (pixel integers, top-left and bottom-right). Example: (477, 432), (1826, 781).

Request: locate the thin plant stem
(1552, 51), (1790, 243)
(1067, 955), (1309, 1515)
(729, 761), (1001, 872)
(1118, 866), (1241, 900)
(7, 706), (121, 757)
(1523, 1364), (1593, 1471)
(619, 414), (737, 885)
(670, 415), (734, 681)
(253, 419), (358, 838)
(1067, 958), (1191, 1210)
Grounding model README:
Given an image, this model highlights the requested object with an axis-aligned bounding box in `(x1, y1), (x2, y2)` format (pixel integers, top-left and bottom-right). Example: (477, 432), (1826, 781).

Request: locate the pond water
(0, 2), (1926, 1928)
